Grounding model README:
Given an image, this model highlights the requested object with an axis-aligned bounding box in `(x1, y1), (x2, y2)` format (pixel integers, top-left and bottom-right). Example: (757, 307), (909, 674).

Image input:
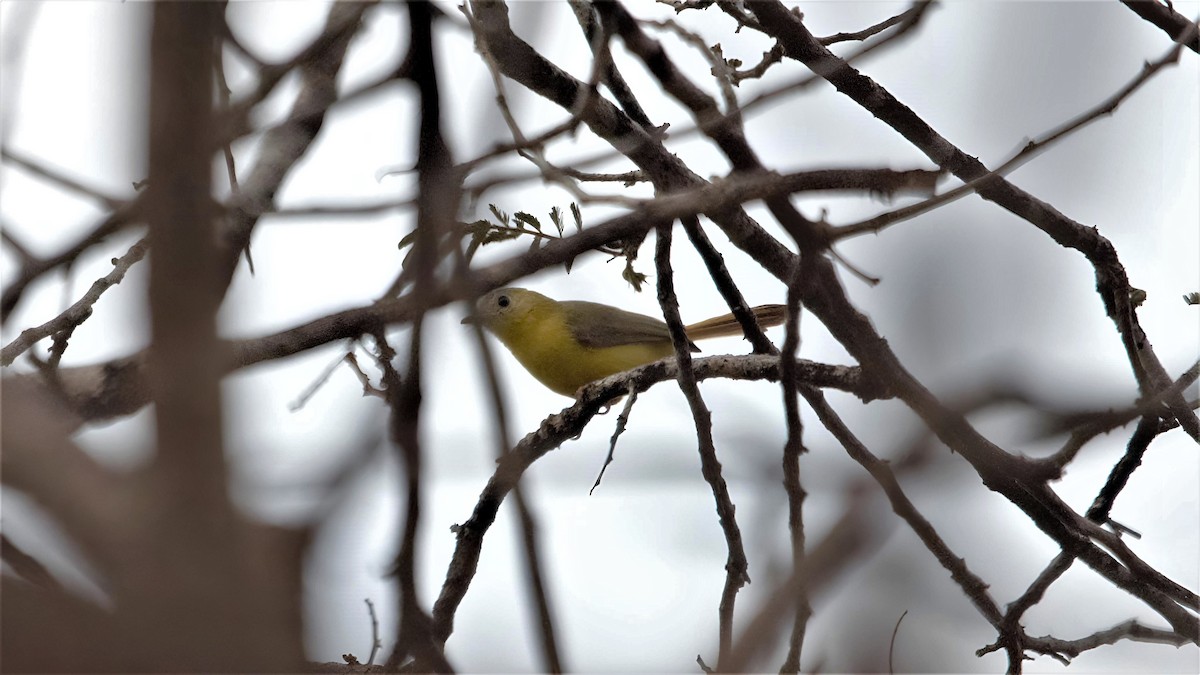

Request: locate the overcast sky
(2, 2), (1197, 672)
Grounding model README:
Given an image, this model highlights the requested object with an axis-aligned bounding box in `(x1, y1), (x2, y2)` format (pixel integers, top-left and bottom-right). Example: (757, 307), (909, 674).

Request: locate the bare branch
(1, 147), (128, 208)
(778, 265), (809, 673)
(748, 0), (1199, 440)
(216, 2), (373, 299)
(655, 219), (749, 668)
(818, 3), (925, 46)
(382, 5), (455, 670)
(430, 353), (879, 646)
(801, 387), (1006, 629)
(0, 199), (144, 322)
(1120, 0), (1200, 52)
(2, 237), (147, 367)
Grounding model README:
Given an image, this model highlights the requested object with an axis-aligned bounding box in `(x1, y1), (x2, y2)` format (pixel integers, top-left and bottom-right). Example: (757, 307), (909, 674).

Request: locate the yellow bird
(463, 287), (787, 396)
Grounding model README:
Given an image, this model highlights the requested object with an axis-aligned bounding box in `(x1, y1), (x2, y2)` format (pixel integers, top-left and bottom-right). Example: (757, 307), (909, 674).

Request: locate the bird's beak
(460, 314), (476, 325)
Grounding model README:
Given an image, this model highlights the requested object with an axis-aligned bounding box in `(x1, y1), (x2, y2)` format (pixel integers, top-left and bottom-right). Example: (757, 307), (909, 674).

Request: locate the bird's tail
(684, 304), (788, 341)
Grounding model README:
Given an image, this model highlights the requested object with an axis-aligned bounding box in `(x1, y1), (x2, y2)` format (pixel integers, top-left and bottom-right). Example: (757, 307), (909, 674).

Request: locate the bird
(463, 287), (786, 396)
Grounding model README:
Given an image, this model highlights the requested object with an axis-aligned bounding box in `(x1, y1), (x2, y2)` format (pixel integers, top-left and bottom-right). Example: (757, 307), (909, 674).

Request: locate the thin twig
(888, 610), (909, 674)
(247, 196), (417, 218)
(680, 215), (777, 354)
(1, 146), (127, 208)
(508, 487), (565, 674)
(1048, 360), (1200, 467)
(1, 198), (144, 321)
(820, 5), (921, 46)
(800, 387), (1006, 630)
(215, 2), (373, 302)
(288, 345), (360, 411)
(832, 20), (1200, 241)
(364, 598), (381, 667)
(2, 237), (148, 366)
(590, 385), (638, 494)
(572, 0), (656, 128)
(1001, 552), (1075, 634)
(462, 0), (609, 207)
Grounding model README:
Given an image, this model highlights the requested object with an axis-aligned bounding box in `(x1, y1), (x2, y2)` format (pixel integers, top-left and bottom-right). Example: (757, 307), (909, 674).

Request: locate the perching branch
(430, 352), (880, 646)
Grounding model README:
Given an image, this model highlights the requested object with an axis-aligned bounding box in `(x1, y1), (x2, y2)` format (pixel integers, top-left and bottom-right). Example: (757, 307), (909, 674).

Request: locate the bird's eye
(497, 295), (510, 308)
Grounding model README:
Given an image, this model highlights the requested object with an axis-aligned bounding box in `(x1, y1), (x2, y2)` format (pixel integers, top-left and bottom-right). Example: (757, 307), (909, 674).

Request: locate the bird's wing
(560, 300), (672, 348)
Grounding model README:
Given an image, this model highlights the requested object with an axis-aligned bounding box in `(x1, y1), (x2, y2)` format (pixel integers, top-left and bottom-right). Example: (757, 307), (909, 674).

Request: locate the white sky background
(1, 1), (1198, 673)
